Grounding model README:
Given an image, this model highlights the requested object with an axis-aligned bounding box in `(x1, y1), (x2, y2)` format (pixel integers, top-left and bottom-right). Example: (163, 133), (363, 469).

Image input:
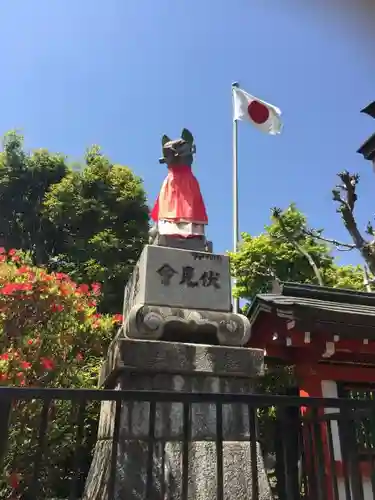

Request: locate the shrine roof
(247, 282), (375, 334)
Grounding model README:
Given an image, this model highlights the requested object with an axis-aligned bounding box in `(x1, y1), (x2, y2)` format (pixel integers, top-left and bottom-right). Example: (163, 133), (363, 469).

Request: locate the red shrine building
(246, 282), (375, 500)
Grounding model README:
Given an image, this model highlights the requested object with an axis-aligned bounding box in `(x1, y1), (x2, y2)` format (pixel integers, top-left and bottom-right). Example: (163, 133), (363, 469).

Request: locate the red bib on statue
(151, 165), (208, 224)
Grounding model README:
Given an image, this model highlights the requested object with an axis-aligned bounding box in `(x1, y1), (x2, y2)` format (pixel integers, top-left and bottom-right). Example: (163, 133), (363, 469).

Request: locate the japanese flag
(232, 86), (282, 135)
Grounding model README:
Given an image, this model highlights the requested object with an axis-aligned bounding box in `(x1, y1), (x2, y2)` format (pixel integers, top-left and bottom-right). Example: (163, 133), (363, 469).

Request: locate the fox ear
(162, 134), (171, 146)
(181, 128), (194, 144)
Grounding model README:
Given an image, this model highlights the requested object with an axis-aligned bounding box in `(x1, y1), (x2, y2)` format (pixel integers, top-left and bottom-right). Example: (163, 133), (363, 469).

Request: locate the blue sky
(1, 1), (374, 266)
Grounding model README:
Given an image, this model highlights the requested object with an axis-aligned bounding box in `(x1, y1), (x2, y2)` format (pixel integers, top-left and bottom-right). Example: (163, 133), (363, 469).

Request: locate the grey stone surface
(84, 340), (272, 499)
(153, 233), (208, 251)
(85, 439), (271, 500)
(123, 245), (231, 313)
(99, 339), (264, 387)
(124, 304), (251, 346)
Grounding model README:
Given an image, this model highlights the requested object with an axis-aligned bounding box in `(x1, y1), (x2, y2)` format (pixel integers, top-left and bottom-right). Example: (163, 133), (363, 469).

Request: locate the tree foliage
(43, 145), (149, 312)
(230, 204), (365, 302)
(0, 131), (68, 264)
(0, 132), (149, 313)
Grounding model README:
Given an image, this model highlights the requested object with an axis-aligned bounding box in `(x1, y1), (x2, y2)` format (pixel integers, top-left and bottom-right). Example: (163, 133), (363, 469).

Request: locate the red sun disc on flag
(247, 100), (269, 124)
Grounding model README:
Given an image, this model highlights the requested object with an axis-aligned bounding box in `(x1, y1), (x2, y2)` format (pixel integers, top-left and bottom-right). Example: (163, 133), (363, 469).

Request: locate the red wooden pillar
(296, 365), (335, 500)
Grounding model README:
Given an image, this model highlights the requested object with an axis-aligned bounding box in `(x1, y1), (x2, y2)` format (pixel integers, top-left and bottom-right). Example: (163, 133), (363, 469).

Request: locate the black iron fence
(0, 387), (375, 499)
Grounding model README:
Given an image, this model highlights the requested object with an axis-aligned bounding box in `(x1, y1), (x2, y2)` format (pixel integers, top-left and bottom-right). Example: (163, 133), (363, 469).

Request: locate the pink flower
(0, 282), (32, 295)
(8, 471), (20, 489)
(91, 282), (101, 295)
(1, 284), (17, 295)
(20, 361), (31, 370)
(17, 283), (32, 291)
(59, 285), (71, 296)
(55, 272), (69, 280)
(50, 303), (64, 312)
(40, 357), (55, 371)
(17, 266), (30, 274)
(8, 249), (17, 256)
(113, 314), (123, 323)
(77, 284), (90, 295)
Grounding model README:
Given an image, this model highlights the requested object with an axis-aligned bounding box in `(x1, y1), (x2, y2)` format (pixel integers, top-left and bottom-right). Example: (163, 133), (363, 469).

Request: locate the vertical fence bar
(248, 405), (259, 499)
(305, 418), (318, 498)
(339, 407), (353, 500)
(284, 404), (301, 500)
(345, 408), (365, 500)
(275, 404), (301, 500)
(216, 402), (223, 500)
(369, 407), (375, 500)
(30, 398), (51, 498)
(0, 395), (11, 468)
(108, 399), (122, 499)
(298, 424), (310, 498)
(161, 440), (166, 499)
(311, 407), (327, 500)
(182, 402), (191, 500)
(326, 415), (340, 500)
(274, 406), (287, 500)
(288, 402), (302, 500)
(145, 401), (156, 498)
(69, 400), (86, 500)
(370, 452), (375, 500)
(363, 405), (375, 499)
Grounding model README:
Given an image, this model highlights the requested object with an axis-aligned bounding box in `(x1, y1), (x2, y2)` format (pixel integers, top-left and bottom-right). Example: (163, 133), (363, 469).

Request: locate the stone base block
(84, 340), (272, 499)
(99, 338), (263, 388)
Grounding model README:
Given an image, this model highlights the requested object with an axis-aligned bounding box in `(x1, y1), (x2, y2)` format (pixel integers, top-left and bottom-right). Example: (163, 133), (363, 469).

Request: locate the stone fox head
(159, 128), (196, 166)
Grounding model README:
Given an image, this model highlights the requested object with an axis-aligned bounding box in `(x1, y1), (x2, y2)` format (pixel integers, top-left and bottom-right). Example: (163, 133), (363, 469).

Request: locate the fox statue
(150, 129), (210, 250)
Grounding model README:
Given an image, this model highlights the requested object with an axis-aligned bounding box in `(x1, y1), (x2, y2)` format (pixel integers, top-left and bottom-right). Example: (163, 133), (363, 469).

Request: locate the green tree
(230, 204), (365, 303)
(0, 133), (149, 313)
(0, 131), (68, 264)
(43, 145), (149, 312)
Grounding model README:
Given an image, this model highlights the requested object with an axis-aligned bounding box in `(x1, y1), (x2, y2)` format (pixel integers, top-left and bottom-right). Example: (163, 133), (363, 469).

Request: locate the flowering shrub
(0, 248), (122, 498)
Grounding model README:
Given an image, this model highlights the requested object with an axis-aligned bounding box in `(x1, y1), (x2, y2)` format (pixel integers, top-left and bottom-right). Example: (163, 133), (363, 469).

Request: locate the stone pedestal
(122, 245), (251, 346)
(83, 339), (272, 499)
(123, 245), (232, 313)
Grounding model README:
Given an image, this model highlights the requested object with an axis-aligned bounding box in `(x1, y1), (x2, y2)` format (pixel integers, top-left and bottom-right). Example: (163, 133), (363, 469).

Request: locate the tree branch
(332, 170), (375, 275)
(272, 208), (324, 286)
(302, 228), (355, 249)
(332, 171), (366, 249)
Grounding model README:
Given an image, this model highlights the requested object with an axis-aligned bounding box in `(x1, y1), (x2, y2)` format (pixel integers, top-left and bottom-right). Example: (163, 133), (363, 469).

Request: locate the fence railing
(0, 387), (375, 499)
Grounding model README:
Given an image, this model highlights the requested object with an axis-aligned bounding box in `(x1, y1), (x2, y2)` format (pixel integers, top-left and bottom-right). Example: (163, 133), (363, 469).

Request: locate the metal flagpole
(232, 82), (240, 314)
